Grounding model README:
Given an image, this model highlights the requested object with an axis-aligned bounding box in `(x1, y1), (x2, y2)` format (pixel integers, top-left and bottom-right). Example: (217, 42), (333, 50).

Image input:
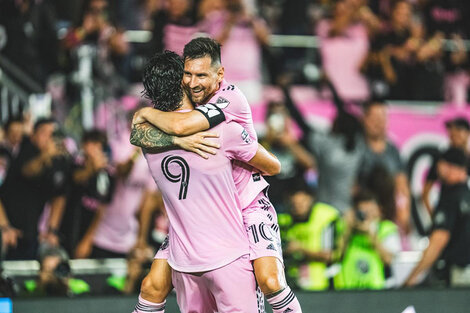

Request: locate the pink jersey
(93, 131), (157, 254)
(144, 120), (258, 272)
(195, 79), (269, 208)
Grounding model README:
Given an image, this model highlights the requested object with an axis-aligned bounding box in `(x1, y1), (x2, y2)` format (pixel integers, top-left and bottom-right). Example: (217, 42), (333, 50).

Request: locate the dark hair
(363, 165), (396, 221)
(440, 147), (467, 168)
(287, 177), (316, 198)
(142, 51), (184, 112)
(183, 37), (221, 66)
(353, 189), (378, 208)
(331, 112), (363, 151)
(81, 128), (108, 147)
(33, 118), (56, 133)
(363, 100), (387, 115)
(3, 116), (23, 133)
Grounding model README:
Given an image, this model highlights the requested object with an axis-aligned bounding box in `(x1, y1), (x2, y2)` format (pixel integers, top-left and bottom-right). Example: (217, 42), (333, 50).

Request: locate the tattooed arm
(130, 122), (176, 150)
(130, 122), (220, 158)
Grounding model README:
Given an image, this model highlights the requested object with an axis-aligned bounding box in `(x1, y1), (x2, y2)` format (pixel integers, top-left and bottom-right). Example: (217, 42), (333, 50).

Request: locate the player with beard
(131, 38), (302, 313)
(132, 50), (282, 312)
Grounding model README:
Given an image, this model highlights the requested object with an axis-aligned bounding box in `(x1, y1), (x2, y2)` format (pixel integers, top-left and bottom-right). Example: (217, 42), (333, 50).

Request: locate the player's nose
(188, 76), (198, 88)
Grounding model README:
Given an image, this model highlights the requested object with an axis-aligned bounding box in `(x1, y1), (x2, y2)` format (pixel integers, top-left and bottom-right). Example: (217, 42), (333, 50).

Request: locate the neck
(367, 135), (386, 152)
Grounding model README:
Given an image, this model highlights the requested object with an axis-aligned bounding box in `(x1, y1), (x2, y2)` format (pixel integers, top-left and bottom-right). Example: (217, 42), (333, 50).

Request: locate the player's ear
(217, 66), (224, 84)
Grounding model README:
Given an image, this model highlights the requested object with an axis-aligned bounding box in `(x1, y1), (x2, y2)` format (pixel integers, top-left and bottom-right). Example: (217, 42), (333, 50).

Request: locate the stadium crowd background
(1, 0), (470, 300)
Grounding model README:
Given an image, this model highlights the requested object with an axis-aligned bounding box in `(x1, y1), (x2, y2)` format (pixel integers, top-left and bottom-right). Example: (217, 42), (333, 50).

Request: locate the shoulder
(386, 140), (400, 153)
(385, 141), (402, 160)
(214, 81), (249, 107)
(222, 121), (250, 141)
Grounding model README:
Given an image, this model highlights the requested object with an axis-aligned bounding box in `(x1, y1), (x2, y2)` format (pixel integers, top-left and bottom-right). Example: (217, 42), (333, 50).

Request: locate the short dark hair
(81, 128), (107, 147)
(33, 118), (56, 133)
(362, 100), (386, 114)
(440, 147), (467, 168)
(183, 37), (221, 66)
(3, 116), (23, 133)
(142, 51), (184, 112)
(353, 189), (378, 208)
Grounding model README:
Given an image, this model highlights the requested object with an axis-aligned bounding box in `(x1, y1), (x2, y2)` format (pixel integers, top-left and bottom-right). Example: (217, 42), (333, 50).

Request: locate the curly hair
(142, 51), (184, 112)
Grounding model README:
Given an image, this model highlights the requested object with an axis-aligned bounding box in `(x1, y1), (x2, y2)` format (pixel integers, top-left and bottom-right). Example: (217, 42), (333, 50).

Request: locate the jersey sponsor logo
(252, 173), (261, 182)
(241, 129), (252, 144)
(161, 155), (190, 200)
(215, 96), (230, 109)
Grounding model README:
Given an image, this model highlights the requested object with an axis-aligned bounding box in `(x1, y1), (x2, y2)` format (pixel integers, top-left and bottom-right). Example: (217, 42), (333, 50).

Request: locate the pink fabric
(205, 79), (270, 207)
(444, 71), (470, 107)
(201, 11), (262, 81)
(316, 20), (370, 101)
(144, 120), (257, 272)
(163, 24), (198, 56)
(172, 255), (259, 313)
(243, 192), (283, 262)
(93, 131), (157, 254)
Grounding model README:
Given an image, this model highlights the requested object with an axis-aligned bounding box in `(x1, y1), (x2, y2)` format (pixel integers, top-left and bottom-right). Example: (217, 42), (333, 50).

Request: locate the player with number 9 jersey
(144, 117), (258, 272)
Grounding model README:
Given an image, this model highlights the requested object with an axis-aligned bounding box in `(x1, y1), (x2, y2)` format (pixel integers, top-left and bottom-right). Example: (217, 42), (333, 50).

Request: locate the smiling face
(182, 56), (224, 105)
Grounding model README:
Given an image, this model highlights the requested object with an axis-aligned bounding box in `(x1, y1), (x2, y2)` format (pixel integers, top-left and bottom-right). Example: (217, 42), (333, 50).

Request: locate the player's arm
(130, 122), (220, 159)
(130, 122), (176, 150)
(403, 229), (449, 287)
(247, 144), (281, 176)
(133, 107), (210, 136)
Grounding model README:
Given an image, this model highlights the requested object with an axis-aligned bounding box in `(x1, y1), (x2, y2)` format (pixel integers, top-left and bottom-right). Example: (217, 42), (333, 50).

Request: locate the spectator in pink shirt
(316, 0), (370, 102)
(199, 0), (271, 105)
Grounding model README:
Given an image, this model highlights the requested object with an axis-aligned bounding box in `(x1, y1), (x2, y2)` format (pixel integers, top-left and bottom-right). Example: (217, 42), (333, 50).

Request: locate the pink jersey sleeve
(195, 80), (257, 140)
(223, 122), (258, 163)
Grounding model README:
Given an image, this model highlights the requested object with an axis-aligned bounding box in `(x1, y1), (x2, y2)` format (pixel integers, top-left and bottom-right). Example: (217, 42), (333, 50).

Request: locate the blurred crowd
(1, 0), (470, 297)
(1, 0), (470, 108)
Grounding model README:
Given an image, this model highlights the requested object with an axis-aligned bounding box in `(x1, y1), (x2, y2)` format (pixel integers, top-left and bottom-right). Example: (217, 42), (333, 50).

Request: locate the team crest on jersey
(215, 96), (230, 109)
(241, 129), (252, 144)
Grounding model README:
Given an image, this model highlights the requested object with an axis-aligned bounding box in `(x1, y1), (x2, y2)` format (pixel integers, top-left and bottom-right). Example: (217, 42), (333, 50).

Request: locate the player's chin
(191, 95), (204, 103)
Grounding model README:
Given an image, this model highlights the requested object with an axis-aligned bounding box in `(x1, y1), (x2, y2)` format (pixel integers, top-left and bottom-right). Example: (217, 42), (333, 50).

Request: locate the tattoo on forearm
(130, 122), (175, 149)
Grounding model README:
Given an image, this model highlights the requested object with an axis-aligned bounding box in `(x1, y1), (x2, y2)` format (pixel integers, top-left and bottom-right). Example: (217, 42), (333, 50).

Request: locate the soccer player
(132, 38), (302, 312)
(133, 50), (280, 312)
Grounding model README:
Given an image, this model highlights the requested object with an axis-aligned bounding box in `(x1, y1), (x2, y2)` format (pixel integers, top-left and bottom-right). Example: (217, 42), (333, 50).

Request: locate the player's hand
(1, 226), (22, 249)
(174, 132), (220, 159)
(132, 107), (153, 126)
